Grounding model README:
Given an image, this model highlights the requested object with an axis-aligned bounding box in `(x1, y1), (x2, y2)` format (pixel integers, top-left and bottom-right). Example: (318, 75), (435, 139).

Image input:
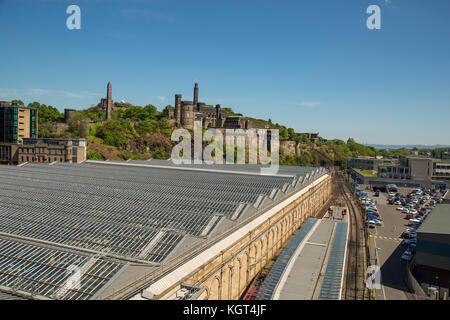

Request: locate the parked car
(402, 238), (417, 248)
(401, 251), (413, 261)
(405, 213), (414, 219)
(367, 220), (376, 228)
(397, 206), (404, 211)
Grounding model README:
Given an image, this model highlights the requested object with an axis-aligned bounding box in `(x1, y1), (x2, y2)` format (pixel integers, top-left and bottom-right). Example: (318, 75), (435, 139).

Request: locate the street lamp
(374, 247), (381, 266)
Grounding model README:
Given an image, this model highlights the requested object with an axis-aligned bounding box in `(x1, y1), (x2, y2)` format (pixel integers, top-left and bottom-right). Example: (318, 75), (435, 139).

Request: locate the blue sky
(0, 0), (449, 145)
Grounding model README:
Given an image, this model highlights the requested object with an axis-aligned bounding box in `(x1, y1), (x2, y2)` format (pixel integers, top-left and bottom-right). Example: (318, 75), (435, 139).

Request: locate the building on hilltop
(164, 83), (265, 130)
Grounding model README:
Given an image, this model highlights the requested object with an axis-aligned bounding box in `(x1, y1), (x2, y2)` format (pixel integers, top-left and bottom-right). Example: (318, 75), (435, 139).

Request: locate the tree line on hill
(11, 99), (425, 166)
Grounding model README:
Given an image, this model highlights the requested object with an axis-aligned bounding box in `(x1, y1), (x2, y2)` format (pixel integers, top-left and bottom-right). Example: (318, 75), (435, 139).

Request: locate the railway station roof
(0, 160), (327, 300)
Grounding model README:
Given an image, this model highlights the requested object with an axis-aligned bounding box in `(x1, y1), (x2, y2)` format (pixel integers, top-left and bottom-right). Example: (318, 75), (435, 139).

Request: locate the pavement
(364, 187), (413, 300)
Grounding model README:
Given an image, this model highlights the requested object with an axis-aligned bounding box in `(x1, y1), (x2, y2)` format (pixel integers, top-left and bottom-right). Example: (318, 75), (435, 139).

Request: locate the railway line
(336, 172), (368, 300)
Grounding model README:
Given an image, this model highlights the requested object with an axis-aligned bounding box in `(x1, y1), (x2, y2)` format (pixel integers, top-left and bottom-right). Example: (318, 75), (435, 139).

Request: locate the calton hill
(10, 99), (421, 167)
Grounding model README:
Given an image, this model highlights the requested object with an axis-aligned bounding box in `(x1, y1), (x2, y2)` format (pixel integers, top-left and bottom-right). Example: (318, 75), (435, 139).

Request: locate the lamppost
(374, 247), (381, 266)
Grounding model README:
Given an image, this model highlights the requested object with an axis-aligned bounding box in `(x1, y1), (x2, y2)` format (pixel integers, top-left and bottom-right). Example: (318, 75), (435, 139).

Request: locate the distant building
(0, 101), (38, 143)
(296, 132), (320, 144)
(0, 143), (19, 165)
(350, 155), (450, 189)
(347, 156), (397, 172)
(378, 156), (450, 181)
(164, 83), (261, 130)
(17, 138), (86, 164)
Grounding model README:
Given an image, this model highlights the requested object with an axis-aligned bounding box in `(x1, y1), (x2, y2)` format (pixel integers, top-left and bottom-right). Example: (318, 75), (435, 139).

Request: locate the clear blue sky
(0, 0), (449, 145)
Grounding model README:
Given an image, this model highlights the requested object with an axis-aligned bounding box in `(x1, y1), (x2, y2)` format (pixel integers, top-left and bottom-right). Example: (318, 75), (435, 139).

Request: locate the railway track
(337, 172), (368, 300)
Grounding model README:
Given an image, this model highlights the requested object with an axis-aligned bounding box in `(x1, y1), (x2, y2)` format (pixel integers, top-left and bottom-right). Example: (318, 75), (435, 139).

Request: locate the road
(365, 187), (412, 300)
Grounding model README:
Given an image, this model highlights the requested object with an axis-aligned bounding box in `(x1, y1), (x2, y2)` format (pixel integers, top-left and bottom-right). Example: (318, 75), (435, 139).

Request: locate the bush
(122, 151), (141, 160)
(152, 147), (167, 159)
(94, 119), (128, 147)
(87, 151), (104, 160)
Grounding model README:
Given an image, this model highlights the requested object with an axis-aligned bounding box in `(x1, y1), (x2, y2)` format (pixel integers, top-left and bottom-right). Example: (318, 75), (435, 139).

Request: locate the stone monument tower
(101, 82), (113, 120)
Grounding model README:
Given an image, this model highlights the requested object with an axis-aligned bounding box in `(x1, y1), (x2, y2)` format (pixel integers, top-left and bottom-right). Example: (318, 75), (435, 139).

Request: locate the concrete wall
(140, 175), (332, 300)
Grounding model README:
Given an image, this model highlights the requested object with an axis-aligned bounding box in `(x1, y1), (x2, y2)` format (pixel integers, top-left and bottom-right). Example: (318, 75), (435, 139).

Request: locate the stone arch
(209, 275), (221, 300)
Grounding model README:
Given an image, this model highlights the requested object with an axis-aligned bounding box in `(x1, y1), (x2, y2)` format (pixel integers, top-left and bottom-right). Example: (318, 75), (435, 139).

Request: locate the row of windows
(20, 148), (66, 155)
(21, 156), (64, 163)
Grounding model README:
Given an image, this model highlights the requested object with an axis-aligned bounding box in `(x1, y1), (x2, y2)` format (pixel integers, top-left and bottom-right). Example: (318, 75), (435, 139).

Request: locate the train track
(336, 172), (368, 300)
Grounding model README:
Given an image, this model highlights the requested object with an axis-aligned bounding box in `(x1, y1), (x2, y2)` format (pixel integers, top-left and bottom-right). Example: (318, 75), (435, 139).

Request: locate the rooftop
(417, 203), (450, 235)
(0, 159), (327, 299)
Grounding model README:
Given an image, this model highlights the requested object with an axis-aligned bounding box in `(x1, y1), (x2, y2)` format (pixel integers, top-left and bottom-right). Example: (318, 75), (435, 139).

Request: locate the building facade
(17, 138), (86, 164)
(0, 143), (19, 165)
(347, 156), (397, 171)
(0, 101), (38, 143)
(378, 156), (450, 181)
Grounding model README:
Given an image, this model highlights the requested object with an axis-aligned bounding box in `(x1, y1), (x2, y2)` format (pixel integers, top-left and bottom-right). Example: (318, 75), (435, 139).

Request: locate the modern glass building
(0, 101), (38, 143)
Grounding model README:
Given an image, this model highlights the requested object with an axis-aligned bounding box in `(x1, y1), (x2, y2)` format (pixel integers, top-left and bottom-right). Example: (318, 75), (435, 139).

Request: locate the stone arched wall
(172, 175), (332, 301)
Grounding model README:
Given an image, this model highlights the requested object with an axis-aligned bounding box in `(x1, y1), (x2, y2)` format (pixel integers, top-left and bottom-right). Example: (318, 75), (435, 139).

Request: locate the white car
(366, 220), (376, 228)
(401, 251), (412, 261)
(402, 208), (410, 214)
(373, 219), (383, 226)
(395, 201), (401, 205)
(410, 209), (417, 214)
(397, 206), (404, 211)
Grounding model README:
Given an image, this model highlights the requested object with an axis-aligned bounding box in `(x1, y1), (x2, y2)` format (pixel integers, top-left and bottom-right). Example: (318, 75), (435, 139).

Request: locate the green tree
(12, 99), (24, 106)
(37, 104), (64, 123)
(87, 151), (104, 160)
(68, 112), (89, 138)
(94, 119), (128, 147)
